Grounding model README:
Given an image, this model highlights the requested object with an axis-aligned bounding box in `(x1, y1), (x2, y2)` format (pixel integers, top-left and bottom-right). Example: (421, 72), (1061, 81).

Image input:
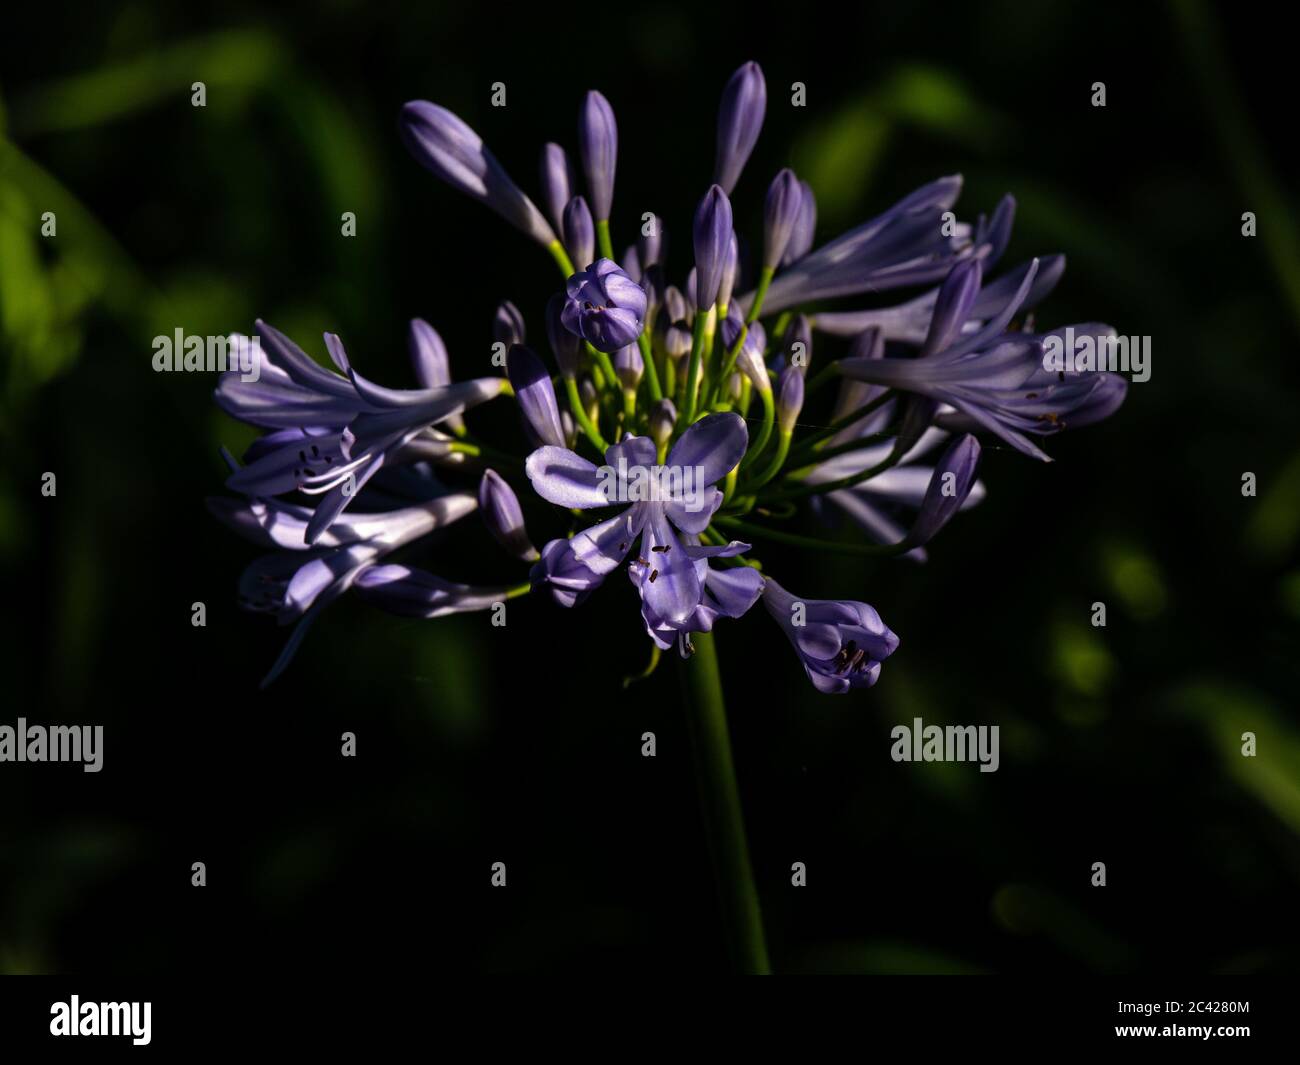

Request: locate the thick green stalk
(596, 219), (615, 262)
(547, 239), (575, 277)
(678, 631), (771, 975)
(564, 376), (608, 451)
(740, 387), (775, 470)
(756, 442), (904, 505)
(637, 331), (663, 402)
(682, 313), (709, 424)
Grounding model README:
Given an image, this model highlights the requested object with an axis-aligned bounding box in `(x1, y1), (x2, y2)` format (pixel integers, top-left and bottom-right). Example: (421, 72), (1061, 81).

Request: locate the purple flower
(773, 314), (813, 375)
(657, 285), (695, 359)
(749, 176), (972, 317)
(527, 413), (748, 623)
(807, 428), (986, 561)
(217, 321), (504, 542)
(717, 232), (740, 312)
(407, 317), (467, 439)
(578, 90), (618, 222)
(545, 292), (583, 377)
(355, 565), (514, 618)
(614, 342), (643, 391)
(763, 168), (803, 270)
(714, 61), (766, 195)
(812, 254), (1063, 342)
(899, 433), (981, 548)
(776, 367), (805, 435)
(562, 195), (596, 271)
(539, 142), (576, 233)
(782, 180), (817, 268)
(837, 259), (1128, 461)
(209, 491), (478, 686)
(693, 185), (734, 311)
(560, 258), (647, 353)
(761, 578), (899, 694)
(630, 539), (765, 652)
(400, 101), (556, 246)
(639, 213), (666, 271)
(493, 300), (526, 348)
(479, 469), (538, 561)
(719, 308), (767, 369)
(505, 344), (566, 448)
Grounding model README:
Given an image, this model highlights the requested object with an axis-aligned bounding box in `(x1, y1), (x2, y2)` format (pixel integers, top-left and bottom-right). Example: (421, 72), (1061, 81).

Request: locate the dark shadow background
(2, 1), (1298, 974)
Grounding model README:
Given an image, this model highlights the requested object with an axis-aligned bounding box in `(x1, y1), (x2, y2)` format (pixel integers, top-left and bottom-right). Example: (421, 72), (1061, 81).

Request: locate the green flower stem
(504, 581), (533, 599)
(804, 357), (842, 399)
(711, 266), (774, 403)
(622, 643), (662, 689)
(714, 516), (908, 558)
(663, 356), (677, 400)
(564, 375), (608, 452)
(547, 239), (575, 278)
(701, 307), (718, 394)
(756, 442), (904, 505)
(596, 218), (615, 262)
(709, 330), (747, 405)
(740, 387), (775, 470)
(678, 631), (771, 975)
(783, 425), (900, 475)
(743, 429), (792, 491)
(682, 313), (709, 424)
(446, 439), (523, 468)
(637, 331), (663, 402)
(747, 267), (775, 324)
(785, 391), (893, 463)
(584, 342), (620, 397)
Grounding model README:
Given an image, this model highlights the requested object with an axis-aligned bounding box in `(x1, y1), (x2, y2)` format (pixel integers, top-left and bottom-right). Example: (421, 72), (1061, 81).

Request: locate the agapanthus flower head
(215, 59), (1126, 697)
(561, 258), (647, 353)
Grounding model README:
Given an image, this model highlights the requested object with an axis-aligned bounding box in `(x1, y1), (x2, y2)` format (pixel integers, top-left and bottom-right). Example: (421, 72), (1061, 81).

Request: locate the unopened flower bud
(777, 365), (804, 435)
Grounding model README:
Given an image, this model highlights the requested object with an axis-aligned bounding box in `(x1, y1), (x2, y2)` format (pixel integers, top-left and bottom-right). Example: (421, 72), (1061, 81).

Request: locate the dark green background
(1, 1), (1297, 974)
